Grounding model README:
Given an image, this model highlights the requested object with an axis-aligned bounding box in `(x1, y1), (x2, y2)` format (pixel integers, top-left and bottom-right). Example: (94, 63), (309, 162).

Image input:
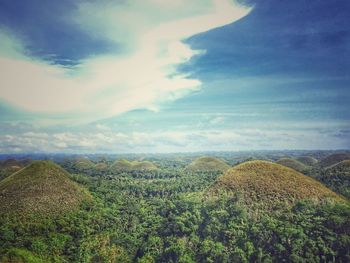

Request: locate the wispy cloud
(0, 0), (251, 123)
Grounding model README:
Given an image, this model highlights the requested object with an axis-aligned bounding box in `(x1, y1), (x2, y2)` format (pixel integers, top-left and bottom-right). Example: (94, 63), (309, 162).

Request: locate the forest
(0, 151), (349, 262)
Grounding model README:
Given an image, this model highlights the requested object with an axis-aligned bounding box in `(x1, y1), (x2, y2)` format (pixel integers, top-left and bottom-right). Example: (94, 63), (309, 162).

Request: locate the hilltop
(276, 158), (309, 173)
(320, 153), (350, 168)
(110, 159), (157, 172)
(186, 156), (230, 173)
(0, 161), (91, 217)
(318, 160), (350, 199)
(296, 156), (318, 166)
(208, 161), (341, 210)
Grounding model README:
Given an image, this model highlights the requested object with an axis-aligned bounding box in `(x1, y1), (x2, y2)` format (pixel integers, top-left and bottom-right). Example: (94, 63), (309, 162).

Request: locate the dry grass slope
(209, 161), (342, 210)
(186, 156), (230, 173)
(320, 153), (350, 168)
(110, 159), (157, 172)
(0, 161), (91, 217)
(276, 158), (309, 173)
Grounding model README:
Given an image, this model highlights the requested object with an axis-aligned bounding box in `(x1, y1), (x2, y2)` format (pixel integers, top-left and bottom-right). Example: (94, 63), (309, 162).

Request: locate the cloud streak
(0, 0), (251, 123)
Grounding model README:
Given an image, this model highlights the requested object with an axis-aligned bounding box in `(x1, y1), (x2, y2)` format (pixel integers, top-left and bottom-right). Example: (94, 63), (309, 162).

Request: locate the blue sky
(0, 0), (349, 153)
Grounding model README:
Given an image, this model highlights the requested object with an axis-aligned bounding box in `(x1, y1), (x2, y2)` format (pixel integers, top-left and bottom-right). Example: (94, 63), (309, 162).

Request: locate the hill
(0, 158), (23, 181)
(276, 158), (309, 173)
(208, 161), (341, 210)
(186, 156), (230, 173)
(318, 160), (350, 199)
(320, 153), (350, 168)
(0, 161), (91, 217)
(95, 162), (109, 171)
(296, 156), (318, 166)
(74, 157), (95, 170)
(110, 159), (157, 172)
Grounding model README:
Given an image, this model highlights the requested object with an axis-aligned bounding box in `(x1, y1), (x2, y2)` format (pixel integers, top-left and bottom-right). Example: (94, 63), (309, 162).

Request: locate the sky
(0, 0), (349, 153)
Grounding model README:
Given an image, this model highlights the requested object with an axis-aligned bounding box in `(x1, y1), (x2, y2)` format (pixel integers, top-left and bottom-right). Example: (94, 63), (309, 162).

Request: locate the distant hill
(318, 160), (350, 199)
(186, 156), (230, 173)
(276, 158), (309, 173)
(0, 161), (91, 217)
(0, 159), (23, 181)
(95, 162), (109, 171)
(296, 156), (318, 166)
(320, 153), (350, 168)
(74, 157), (95, 170)
(208, 161), (341, 210)
(110, 159), (157, 172)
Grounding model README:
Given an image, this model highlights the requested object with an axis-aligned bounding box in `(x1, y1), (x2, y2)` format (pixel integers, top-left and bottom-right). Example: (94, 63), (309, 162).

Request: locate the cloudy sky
(0, 0), (349, 153)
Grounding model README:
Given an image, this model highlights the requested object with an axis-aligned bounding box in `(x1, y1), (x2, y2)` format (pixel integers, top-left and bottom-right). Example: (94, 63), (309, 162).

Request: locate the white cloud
(0, 1), (251, 123)
(1, 126), (348, 154)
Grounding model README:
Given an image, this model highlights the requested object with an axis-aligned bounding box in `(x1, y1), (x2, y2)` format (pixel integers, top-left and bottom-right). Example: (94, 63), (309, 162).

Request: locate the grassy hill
(95, 162), (109, 171)
(276, 158), (309, 173)
(296, 156), (318, 166)
(74, 157), (95, 170)
(208, 161), (341, 210)
(0, 161), (91, 217)
(186, 156), (230, 173)
(317, 160), (350, 199)
(110, 159), (157, 172)
(320, 153), (350, 168)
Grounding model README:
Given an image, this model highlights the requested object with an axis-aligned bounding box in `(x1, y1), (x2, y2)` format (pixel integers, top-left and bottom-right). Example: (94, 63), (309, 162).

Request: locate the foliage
(0, 157), (349, 262)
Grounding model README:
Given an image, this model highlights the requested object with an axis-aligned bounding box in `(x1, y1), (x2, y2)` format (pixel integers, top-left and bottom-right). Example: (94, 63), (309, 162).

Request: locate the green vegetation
(276, 158), (309, 173)
(317, 160), (350, 199)
(296, 156), (318, 166)
(186, 156), (230, 173)
(320, 153), (350, 168)
(0, 156), (349, 262)
(110, 159), (158, 172)
(0, 161), (91, 218)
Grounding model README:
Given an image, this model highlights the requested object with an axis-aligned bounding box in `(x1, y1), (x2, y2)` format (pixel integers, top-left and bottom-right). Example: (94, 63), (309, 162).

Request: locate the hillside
(208, 161), (341, 210)
(296, 156), (318, 166)
(276, 158), (309, 173)
(186, 156), (230, 173)
(0, 158), (23, 181)
(318, 160), (350, 199)
(110, 159), (157, 172)
(0, 161), (91, 217)
(320, 153), (350, 168)
(74, 157), (95, 170)
(95, 162), (109, 171)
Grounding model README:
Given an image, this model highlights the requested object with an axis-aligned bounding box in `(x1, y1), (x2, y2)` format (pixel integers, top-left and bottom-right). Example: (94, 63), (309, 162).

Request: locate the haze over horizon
(0, 0), (349, 153)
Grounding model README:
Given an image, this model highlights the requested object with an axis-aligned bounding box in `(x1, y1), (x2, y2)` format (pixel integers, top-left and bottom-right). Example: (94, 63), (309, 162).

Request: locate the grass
(208, 160), (342, 211)
(186, 156), (230, 173)
(110, 159), (157, 172)
(0, 161), (91, 218)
